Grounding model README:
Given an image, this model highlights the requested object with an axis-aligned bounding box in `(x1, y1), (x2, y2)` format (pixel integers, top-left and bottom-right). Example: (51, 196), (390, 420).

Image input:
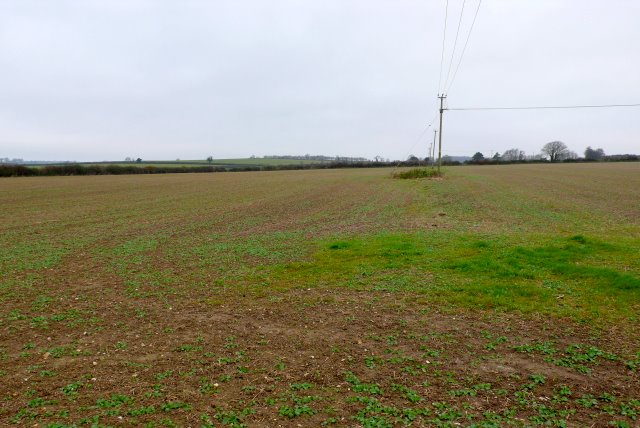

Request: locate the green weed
(392, 168), (443, 179)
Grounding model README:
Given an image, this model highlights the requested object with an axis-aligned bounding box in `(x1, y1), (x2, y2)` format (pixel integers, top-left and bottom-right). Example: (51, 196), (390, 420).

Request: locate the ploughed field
(0, 163), (638, 427)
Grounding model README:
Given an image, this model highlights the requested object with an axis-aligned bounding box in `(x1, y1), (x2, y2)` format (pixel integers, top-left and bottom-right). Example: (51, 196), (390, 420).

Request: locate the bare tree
(541, 141), (568, 162)
(502, 148), (525, 161)
(559, 150), (578, 161)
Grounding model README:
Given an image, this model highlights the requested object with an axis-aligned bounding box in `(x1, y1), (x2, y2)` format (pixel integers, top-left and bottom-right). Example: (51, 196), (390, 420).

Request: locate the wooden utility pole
(432, 129), (437, 168)
(437, 94), (446, 172)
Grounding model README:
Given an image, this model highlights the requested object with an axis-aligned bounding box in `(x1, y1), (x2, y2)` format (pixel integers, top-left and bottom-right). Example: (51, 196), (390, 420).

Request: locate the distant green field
(31, 157), (331, 168)
(194, 158), (330, 165)
(80, 163), (206, 168)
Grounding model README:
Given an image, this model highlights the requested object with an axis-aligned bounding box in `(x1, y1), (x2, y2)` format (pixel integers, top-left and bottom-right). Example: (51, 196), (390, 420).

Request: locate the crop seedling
(1, 165), (639, 427)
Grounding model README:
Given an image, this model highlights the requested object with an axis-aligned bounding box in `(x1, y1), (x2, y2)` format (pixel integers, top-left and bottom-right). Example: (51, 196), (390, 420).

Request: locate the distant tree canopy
(136, 158), (142, 163)
(502, 148), (525, 162)
(562, 150), (579, 161)
(206, 156), (214, 164)
(471, 152), (485, 161)
(541, 141), (568, 162)
(584, 146), (605, 161)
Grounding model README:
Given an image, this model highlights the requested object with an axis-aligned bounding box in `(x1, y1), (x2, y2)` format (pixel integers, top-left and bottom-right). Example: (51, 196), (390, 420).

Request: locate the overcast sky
(1, 0), (638, 161)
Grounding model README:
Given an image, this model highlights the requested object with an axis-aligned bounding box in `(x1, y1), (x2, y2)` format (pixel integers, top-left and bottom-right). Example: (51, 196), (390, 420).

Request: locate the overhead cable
(445, 0), (482, 94)
(392, 112), (440, 173)
(442, 0), (467, 91)
(447, 103), (640, 111)
(437, 0), (449, 94)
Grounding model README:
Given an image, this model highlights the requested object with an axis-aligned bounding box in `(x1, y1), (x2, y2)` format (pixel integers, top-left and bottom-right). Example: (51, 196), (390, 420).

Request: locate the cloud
(0, 0), (638, 161)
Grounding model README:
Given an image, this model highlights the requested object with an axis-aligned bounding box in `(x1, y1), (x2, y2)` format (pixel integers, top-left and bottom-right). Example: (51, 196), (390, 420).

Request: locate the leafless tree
(502, 148), (525, 161)
(541, 141), (568, 162)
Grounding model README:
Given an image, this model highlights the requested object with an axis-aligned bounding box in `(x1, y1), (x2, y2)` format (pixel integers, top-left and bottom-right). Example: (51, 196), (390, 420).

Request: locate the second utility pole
(437, 94), (446, 173)
(431, 129), (437, 168)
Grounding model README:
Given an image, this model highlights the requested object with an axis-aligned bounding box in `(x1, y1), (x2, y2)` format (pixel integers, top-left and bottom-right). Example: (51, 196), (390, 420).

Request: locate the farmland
(0, 163), (639, 427)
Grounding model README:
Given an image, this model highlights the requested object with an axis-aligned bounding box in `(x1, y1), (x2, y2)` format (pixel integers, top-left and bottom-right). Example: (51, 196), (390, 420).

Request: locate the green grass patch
(264, 233), (639, 322)
(392, 168), (443, 179)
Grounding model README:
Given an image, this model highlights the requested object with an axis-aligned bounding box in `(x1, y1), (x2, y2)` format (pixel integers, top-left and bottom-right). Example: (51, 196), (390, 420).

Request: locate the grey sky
(1, 0), (638, 161)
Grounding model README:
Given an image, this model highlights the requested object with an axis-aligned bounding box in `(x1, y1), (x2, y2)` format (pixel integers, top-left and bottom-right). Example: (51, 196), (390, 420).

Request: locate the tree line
(466, 141), (637, 165)
(0, 159), (419, 178)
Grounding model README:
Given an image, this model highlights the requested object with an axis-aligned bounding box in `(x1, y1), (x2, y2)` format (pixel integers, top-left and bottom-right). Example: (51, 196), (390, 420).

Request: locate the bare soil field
(0, 164), (638, 427)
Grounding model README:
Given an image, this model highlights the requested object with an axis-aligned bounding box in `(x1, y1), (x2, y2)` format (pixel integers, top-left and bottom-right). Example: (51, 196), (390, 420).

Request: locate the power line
(442, 0), (466, 92)
(445, 0), (482, 95)
(447, 103), (640, 111)
(406, 113), (439, 155)
(392, 112), (439, 174)
(437, 0), (449, 94)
